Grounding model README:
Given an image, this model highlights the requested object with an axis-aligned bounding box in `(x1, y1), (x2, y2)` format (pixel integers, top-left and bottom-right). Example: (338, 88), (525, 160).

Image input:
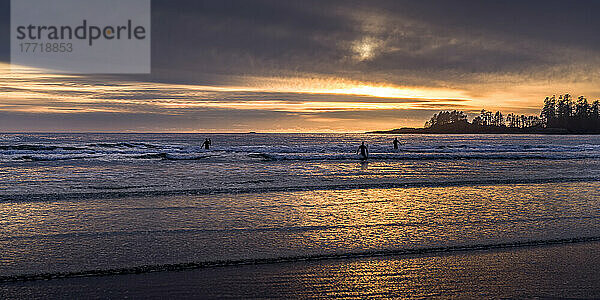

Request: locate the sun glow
(1, 63), (473, 114)
(238, 75), (470, 100)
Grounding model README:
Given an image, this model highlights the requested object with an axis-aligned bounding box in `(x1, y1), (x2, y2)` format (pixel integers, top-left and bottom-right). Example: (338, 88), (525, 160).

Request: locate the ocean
(1, 133), (600, 284)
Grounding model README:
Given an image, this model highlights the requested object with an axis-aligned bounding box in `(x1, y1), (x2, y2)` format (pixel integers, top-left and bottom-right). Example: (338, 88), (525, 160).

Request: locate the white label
(11, 0), (151, 73)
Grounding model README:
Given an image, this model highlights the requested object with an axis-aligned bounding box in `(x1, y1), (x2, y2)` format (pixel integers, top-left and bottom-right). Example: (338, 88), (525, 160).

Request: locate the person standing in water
(393, 137), (400, 150)
(202, 138), (212, 150)
(357, 142), (369, 160)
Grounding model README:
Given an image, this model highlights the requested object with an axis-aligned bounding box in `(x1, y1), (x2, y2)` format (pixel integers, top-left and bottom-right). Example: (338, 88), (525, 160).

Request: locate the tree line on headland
(371, 94), (600, 134)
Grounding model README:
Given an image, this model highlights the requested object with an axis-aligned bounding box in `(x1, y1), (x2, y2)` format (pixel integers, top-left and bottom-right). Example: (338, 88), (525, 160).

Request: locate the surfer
(202, 138), (211, 150)
(356, 142), (369, 160)
(393, 138), (400, 150)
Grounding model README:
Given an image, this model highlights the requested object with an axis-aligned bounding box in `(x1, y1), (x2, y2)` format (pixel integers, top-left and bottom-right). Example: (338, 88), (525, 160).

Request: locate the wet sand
(2, 241), (599, 299)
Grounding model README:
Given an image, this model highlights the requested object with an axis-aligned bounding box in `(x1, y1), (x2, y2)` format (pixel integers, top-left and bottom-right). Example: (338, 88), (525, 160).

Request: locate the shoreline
(3, 235), (599, 284)
(3, 240), (599, 298)
(368, 128), (600, 135)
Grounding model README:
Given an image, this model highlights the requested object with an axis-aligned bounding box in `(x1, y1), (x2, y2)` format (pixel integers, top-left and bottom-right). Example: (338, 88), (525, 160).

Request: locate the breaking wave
(1, 141), (600, 162)
(249, 152), (600, 161)
(2, 176), (599, 203)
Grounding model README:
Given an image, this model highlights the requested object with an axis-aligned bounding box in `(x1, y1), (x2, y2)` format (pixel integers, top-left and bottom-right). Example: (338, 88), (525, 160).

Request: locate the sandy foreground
(2, 241), (599, 299)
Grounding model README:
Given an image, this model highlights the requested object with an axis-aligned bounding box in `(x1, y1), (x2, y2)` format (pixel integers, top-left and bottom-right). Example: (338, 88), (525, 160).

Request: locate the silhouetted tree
(555, 94), (573, 128)
(494, 111), (504, 126)
(541, 95), (557, 126)
(539, 94), (600, 132)
(592, 100), (600, 122)
(422, 93), (599, 133)
(425, 110), (467, 128)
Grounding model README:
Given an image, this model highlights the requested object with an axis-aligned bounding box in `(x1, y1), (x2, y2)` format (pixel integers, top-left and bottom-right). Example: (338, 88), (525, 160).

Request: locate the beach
(1, 133), (600, 297)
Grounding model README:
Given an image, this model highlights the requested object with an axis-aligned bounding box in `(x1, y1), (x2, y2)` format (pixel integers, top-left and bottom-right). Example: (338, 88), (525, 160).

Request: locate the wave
(249, 152), (600, 161)
(3, 215), (598, 242)
(2, 236), (599, 283)
(1, 176), (599, 203)
(86, 142), (158, 149)
(1, 141), (600, 163)
(0, 144), (86, 151)
(133, 153), (213, 160)
(88, 185), (157, 190)
(6, 151), (595, 162)
(14, 154), (103, 161)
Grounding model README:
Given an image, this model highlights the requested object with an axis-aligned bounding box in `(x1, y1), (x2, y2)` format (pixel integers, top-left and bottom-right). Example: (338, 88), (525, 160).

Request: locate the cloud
(143, 1), (600, 83)
(0, 108), (441, 133)
(2, 0), (600, 131)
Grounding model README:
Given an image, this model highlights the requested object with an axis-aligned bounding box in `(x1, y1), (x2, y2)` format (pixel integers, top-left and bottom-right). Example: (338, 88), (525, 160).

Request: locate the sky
(1, 0), (600, 132)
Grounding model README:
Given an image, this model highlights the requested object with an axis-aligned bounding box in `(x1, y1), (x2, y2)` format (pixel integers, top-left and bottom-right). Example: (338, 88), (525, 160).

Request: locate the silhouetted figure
(356, 142), (368, 160)
(202, 138), (211, 150)
(393, 138), (400, 150)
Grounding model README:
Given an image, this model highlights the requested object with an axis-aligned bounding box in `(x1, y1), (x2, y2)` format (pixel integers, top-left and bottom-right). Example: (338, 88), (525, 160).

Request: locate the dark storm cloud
(3, 0), (599, 84)
(140, 0), (600, 86)
(386, 1), (600, 48)
(147, 0), (356, 83)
